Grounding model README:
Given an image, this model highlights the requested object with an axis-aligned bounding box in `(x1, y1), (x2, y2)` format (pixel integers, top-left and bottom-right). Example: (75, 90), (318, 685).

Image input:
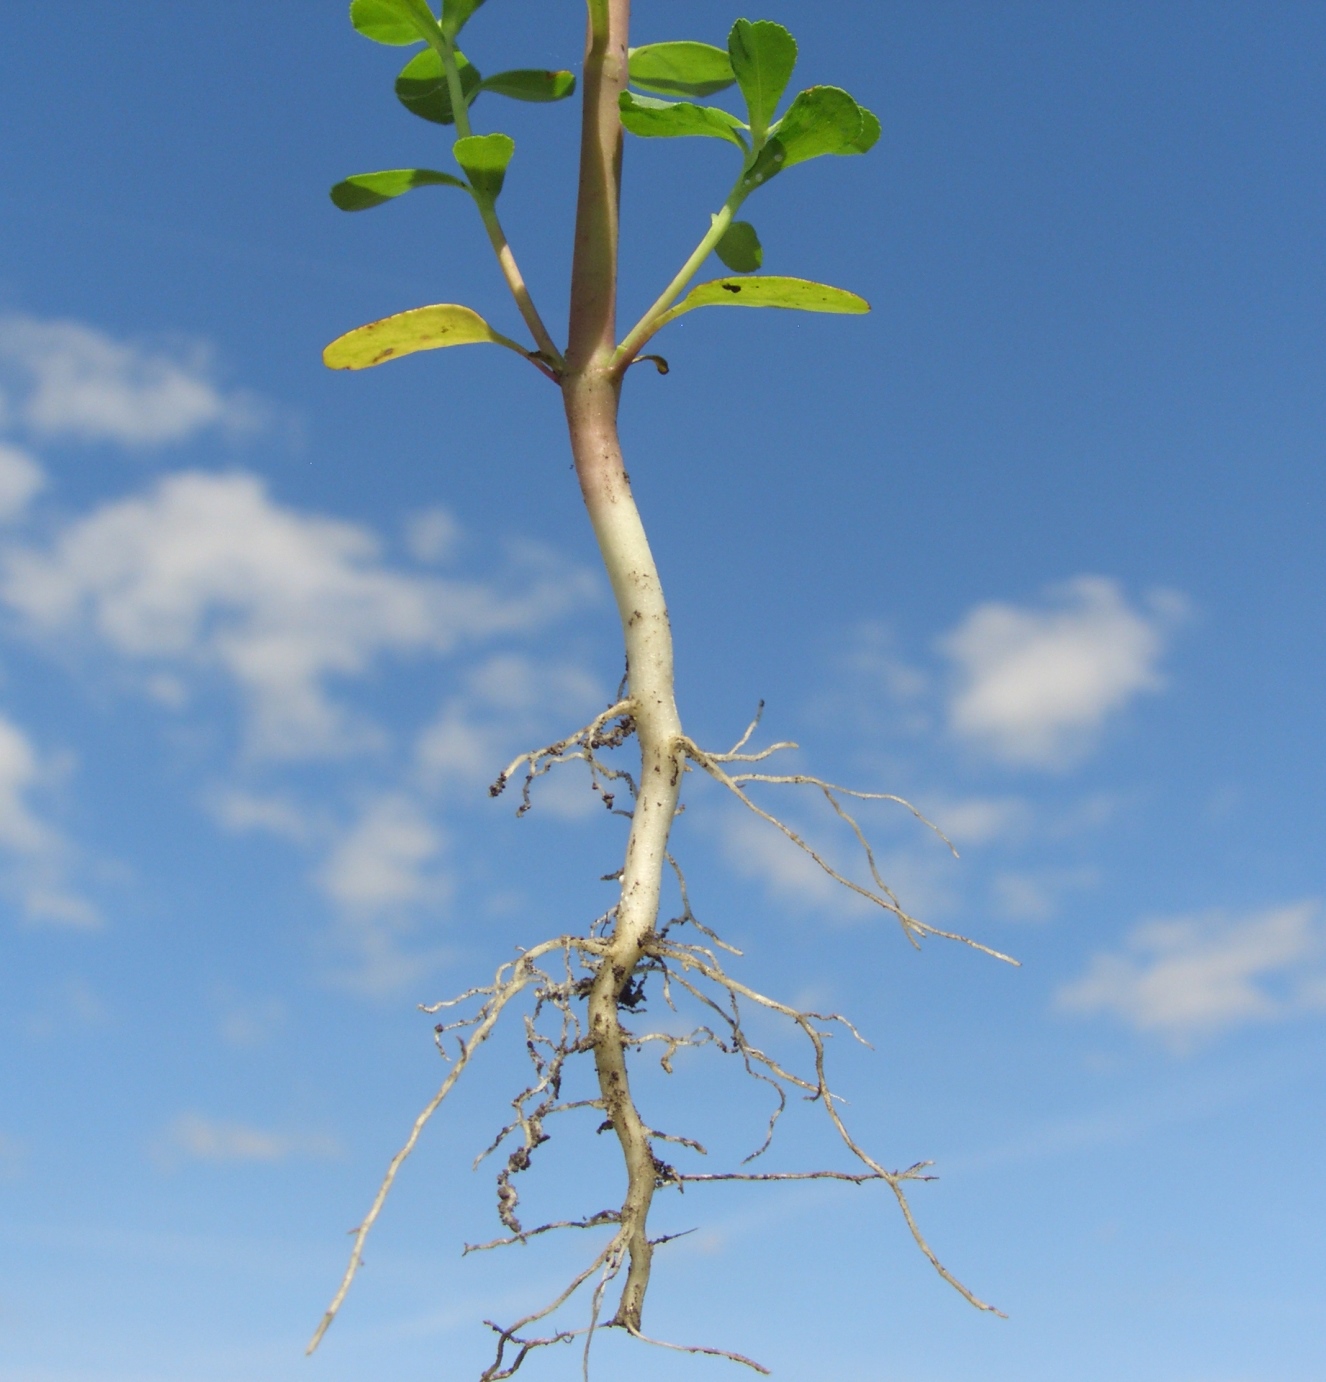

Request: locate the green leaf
(627, 41), (736, 98)
(654, 275), (868, 330)
(478, 69), (575, 102)
(349, 0), (441, 46)
(714, 220), (762, 273)
(454, 132), (515, 200)
(618, 91), (747, 148)
(396, 46), (481, 124)
(850, 105), (882, 153)
(330, 168), (468, 212)
(727, 19), (797, 140)
(323, 304), (519, 369)
(770, 86), (870, 166)
(440, 0), (484, 40)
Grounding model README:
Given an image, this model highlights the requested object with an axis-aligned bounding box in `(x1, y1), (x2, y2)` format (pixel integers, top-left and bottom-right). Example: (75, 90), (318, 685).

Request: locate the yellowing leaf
(323, 304), (523, 369)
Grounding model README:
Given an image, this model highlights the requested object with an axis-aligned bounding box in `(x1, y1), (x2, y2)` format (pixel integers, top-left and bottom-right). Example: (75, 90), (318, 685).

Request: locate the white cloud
(1058, 901), (1326, 1043)
(316, 794), (453, 995)
(0, 443), (44, 521)
(1, 471), (596, 758)
(415, 653), (603, 791)
(405, 505), (461, 563)
(991, 867), (1098, 922)
(160, 1113), (340, 1166)
(0, 710), (97, 927)
(215, 993), (286, 1049)
(923, 795), (1031, 848)
(206, 787), (316, 843)
(319, 794), (447, 913)
(719, 809), (955, 922)
(0, 314), (257, 446)
(941, 576), (1183, 768)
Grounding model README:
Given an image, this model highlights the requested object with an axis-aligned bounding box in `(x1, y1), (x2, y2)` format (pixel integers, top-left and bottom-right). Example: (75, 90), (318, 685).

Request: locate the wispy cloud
(0, 314), (259, 446)
(1, 470), (597, 758)
(0, 710), (97, 927)
(316, 794), (452, 995)
(158, 1113), (340, 1166)
(941, 576), (1184, 769)
(991, 866), (1098, 922)
(0, 443), (44, 521)
(1058, 900), (1326, 1044)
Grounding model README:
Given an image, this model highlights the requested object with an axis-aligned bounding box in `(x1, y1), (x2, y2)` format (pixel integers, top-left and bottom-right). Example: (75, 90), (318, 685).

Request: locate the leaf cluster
(323, 6), (878, 373)
(331, 0), (575, 212)
(621, 20), (879, 271)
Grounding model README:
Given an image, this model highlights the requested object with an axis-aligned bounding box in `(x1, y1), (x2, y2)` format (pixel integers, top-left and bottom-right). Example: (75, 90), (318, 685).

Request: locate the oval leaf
(478, 69), (575, 102)
(628, 41), (735, 98)
(618, 91), (747, 148)
(396, 46), (481, 124)
(349, 0), (441, 46)
(714, 220), (762, 273)
(440, 0), (484, 40)
(655, 275), (868, 330)
(769, 86), (868, 166)
(454, 132), (514, 200)
(324, 304), (516, 369)
(727, 19), (797, 140)
(330, 168), (468, 212)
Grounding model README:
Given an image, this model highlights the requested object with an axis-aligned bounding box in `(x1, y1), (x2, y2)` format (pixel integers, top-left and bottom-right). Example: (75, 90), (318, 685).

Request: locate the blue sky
(1, 2), (1323, 1379)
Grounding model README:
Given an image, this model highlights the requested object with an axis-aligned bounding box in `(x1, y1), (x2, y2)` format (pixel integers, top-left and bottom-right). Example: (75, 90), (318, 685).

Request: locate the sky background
(1, 2), (1323, 1380)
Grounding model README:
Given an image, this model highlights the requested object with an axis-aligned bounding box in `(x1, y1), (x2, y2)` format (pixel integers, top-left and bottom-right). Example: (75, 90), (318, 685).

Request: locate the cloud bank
(0, 314), (258, 446)
(1, 471), (596, 758)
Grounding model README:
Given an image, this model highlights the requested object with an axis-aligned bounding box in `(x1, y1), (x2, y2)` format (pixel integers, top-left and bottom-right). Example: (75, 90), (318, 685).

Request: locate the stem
(437, 38), (565, 368)
(612, 180), (748, 368)
(562, 0), (683, 1331)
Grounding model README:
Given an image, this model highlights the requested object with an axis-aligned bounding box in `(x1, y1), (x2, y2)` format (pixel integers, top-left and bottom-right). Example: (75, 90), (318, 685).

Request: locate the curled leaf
(454, 132), (515, 200)
(330, 168), (468, 212)
(323, 304), (524, 369)
(618, 91), (747, 148)
(349, 0), (441, 46)
(627, 41), (736, 98)
(715, 220), (762, 273)
(478, 69), (576, 102)
(654, 275), (869, 330)
(396, 47), (482, 125)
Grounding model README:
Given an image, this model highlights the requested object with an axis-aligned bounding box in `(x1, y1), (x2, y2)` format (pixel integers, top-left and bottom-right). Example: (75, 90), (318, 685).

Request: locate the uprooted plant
(308, 2), (1016, 1374)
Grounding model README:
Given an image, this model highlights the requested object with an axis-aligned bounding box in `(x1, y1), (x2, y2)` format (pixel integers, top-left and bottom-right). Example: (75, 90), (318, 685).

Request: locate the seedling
(310, 2), (1013, 1374)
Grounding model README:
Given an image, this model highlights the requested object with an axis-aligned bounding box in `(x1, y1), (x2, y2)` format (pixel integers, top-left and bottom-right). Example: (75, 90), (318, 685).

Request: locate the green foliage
(396, 47), (481, 125)
(628, 42), (735, 98)
(618, 92), (747, 148)
(727, 19), (797, 141)
(479, 69), (576, 103)
(349, 0), (441, 46)
(772, 86), (878, 165)
(655, 275), (869, 328)
(745, 86), (880, 187)
(330, 167), (468, 211)
(440, 0), (485, 41)
(715, 220), (762, 272)
(323, 303), (517, 369)
(453, 132), (515, 200)
(330, 11), (877, 369)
